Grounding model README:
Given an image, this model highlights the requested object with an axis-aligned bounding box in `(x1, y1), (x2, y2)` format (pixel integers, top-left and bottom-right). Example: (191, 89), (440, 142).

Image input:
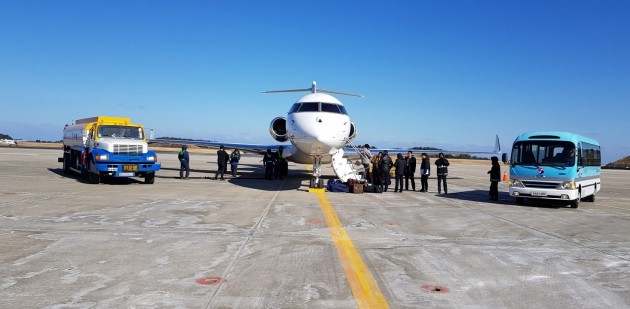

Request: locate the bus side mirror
(501, 153), (508, 163)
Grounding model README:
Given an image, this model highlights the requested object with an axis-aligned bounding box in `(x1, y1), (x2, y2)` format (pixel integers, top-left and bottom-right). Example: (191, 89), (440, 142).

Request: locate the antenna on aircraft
(262, 81), (364, 97)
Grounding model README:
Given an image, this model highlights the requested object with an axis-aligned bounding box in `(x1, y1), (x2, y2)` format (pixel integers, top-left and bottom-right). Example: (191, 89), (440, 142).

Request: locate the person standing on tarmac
(274, 146), (287, 180)
(230, 149), (241, 177)
(405, 151), (416, 191)
(371, 152), (382, 187)
(419, 153), (430, 192)
(488, 156), (501, 201)
(263, 149), (275, 180)
(360, 144), (373, 182)
(394, 153), (406, 193)
(178, 145), (190, 179)
(435, 152), (450, 194)
(379, 150), (393, 192)
(215, 145), (228, 180)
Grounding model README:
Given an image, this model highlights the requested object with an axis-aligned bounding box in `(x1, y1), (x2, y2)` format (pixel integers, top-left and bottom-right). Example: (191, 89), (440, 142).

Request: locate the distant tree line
(0, 133), (14, 140)
(156, 136), (216, 142)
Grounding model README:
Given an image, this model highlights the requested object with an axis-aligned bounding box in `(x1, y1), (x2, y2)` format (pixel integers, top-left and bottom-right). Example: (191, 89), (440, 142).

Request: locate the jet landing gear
(309, 157), (324, 188)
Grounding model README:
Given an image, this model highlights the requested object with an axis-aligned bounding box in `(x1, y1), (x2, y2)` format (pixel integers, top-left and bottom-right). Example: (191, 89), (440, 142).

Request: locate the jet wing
(344, 135), (502, 158)
(150, 138), (292, 156)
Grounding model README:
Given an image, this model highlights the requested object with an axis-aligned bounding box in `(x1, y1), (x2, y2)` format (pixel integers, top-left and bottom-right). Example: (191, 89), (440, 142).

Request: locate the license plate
(119, 172), (135, 177)
(531, 191), (547, 197)
(123, 164), (138, 172)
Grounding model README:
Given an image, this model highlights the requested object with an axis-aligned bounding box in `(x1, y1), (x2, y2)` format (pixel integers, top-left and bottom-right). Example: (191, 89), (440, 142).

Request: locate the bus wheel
(569, 196), (580, 208)
(145, 172), (155, 184)
(515, 197), (524, 205)
(584, 195), (595, 202)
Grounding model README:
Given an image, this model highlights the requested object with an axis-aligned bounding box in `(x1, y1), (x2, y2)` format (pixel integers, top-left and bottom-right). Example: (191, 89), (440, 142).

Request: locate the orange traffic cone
(502, 171), (508, 182)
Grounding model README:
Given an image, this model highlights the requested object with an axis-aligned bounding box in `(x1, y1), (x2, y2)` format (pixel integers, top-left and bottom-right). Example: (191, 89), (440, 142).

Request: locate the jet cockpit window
(297, 102), (319, 112)
(289, 103), (301, 114)
(321, 103), (342, 114)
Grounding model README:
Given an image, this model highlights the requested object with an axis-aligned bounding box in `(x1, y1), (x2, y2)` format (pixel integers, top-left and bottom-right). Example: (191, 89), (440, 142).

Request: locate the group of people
(362, 145), (451, 194)
(262, 146), (288, 180)
(177, 145), (241, 180)
(361, 144), (501, 200)
(178, 143), (501, 200)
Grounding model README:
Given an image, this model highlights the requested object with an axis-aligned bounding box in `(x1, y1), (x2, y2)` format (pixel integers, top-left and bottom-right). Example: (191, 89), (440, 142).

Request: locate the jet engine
(269, 117), (288, 142)
(348, 122), (357, 140)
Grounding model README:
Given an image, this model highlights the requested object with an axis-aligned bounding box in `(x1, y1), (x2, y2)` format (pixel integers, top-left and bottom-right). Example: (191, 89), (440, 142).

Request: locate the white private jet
(155, 81), (501, 187)
(0, 139), (18, 146)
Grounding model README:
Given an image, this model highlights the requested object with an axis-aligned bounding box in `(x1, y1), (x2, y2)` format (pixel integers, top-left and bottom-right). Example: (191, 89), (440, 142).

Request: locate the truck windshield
(98, 126), (144, 139)
(511, 141), (575, 167)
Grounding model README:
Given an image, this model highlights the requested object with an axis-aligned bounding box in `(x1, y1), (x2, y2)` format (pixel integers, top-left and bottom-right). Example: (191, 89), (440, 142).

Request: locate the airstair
(329, 142), (369, 183)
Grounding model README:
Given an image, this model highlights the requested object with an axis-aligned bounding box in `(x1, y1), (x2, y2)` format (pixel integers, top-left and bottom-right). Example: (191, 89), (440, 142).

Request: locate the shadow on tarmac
(439, 189), (574, 209)
(47, 168), (147, 185)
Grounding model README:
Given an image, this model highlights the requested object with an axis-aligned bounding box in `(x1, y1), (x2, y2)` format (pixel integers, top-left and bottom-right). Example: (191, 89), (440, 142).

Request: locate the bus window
(511, 141), (575, 166)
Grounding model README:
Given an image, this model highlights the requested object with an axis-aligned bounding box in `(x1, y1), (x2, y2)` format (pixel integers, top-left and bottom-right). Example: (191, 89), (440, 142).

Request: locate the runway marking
(312, 191), (389, 309)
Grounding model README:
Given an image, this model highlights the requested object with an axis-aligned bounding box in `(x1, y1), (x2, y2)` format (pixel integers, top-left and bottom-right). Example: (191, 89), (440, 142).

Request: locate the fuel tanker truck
(58, 116), (161, 184)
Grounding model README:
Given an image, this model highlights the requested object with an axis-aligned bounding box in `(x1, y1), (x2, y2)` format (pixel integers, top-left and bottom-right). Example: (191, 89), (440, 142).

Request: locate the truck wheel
(63, 154), (70, 175)
(145, 172), (155, 184)
(89, 172), (100, 184)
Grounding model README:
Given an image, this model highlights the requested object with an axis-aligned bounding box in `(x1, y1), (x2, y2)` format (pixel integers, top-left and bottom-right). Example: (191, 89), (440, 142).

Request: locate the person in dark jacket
(274, 146), (287, 180)
(488, 156), (501, 200)
(435, 152), (450, 194)
(371, 152), (382, 188)
(394, 153), (406, 192)
(178, 145), (190, 179)
(419, 153), (430, 192)
(230, 149), (241, 177)
(404, 151), (416, 191)
(379, 150), (393, 192)
(215, 145), (228, 180)
(263, 149), (275, 180)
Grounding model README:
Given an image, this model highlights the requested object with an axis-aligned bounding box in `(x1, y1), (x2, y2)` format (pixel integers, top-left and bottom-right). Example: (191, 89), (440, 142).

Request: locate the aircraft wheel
(309, 178), (315, 188)
(318, 179), (324, 188)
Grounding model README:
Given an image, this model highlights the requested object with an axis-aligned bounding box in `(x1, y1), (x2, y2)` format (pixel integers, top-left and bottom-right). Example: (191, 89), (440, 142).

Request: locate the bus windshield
(98, 125), (144, 139)
(511, 141), (576, 167)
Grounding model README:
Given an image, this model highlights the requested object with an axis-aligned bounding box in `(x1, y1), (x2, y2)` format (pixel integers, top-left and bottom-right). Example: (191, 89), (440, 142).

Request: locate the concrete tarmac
(1, 147), (629, 308)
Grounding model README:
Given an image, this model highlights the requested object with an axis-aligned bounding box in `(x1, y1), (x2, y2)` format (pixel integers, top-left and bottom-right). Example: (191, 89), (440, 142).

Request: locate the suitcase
(349, 183), (364, 193)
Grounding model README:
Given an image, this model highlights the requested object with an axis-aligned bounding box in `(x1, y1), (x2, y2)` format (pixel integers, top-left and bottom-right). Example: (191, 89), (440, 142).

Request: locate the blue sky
(1, 1), (628, 163)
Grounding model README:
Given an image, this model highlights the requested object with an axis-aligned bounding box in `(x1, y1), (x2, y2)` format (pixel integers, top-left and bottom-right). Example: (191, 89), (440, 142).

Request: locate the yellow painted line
(312, 191), (389, 308)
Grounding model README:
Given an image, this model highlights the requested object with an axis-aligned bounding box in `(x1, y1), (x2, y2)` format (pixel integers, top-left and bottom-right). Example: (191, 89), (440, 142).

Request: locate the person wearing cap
(360, 144), (373, 182)
(215, 145), (228, 180)
(178, 145), (190, 179)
